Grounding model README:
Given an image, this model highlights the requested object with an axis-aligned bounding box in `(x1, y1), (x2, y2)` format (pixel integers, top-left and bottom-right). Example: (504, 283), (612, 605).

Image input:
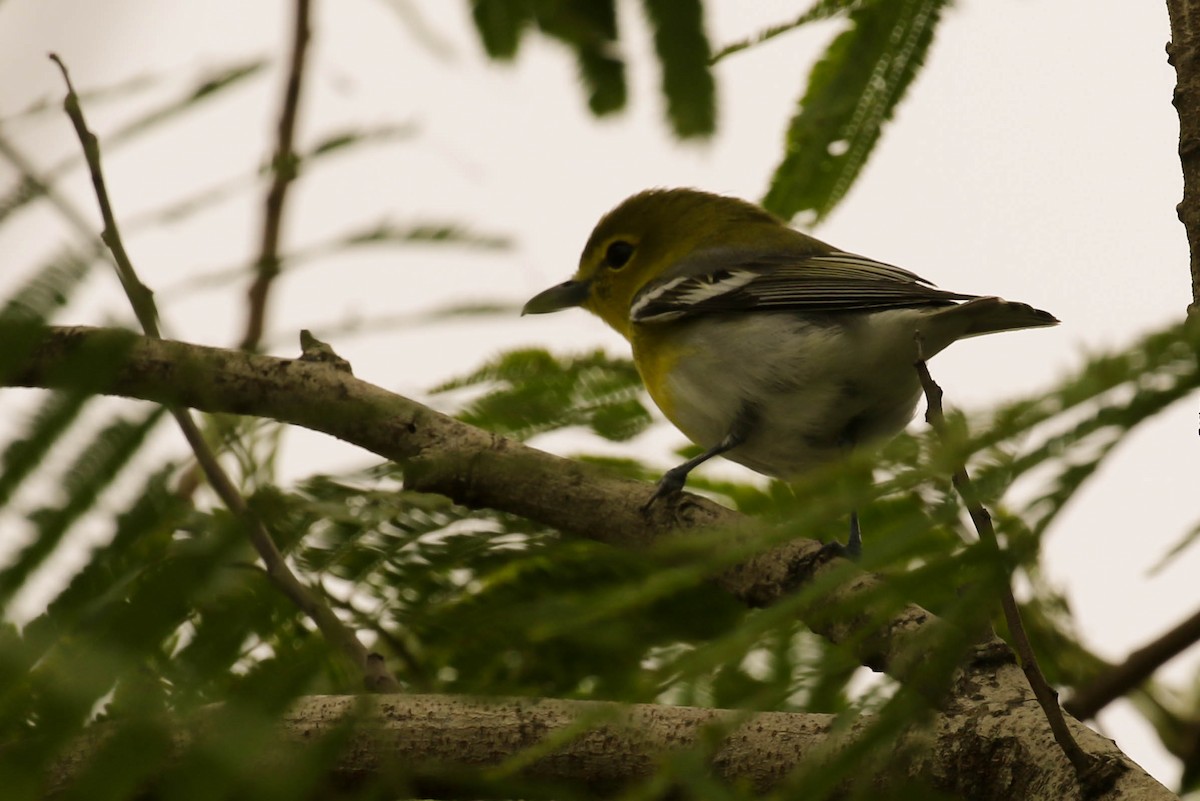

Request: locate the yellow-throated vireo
(523, 188), (1057, 555)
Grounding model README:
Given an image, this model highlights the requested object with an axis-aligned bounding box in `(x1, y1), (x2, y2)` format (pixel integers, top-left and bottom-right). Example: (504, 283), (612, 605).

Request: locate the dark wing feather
(629, 250), (977, 323)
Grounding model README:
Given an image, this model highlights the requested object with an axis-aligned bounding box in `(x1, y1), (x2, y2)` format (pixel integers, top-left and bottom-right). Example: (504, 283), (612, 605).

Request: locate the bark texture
(1168, 0), (1200, 313)
(51, 688), (1174, 800)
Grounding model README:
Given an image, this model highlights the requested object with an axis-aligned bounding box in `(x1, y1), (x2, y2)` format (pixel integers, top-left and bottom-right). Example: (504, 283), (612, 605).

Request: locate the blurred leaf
(433, 348), (651, 441)
(330, 220), (510, 250)
(0, 60), (267, 226)
(162, 219), (509, 298)
(763, 0), (948, 221)
(374, 0), (458, 60)
(0, 248), (91, 324)
(0, 257), (141, 509)
(0, 248), (95, 389)
(536, 0), (626, 116)
(29, 466), (189, 650)
(641, 0), (715, 137)
(977, 323), (1200, 538)
(468, 0), (721, 136)
(0, 406), (167, 607)
(0, 390), (91, 511)
(95, 60), (268, 156)
(1150, 516), (1200, 575)
(3, 70), (161, 122)
(469, 0), (631, 121)
(122, 122), (418, 233)
(305, 122), (417, 157)
(470, 0), (535, 59)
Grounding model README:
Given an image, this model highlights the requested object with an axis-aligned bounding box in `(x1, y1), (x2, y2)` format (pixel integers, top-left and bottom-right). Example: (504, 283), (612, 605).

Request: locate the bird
(523, 188), (1057, 555)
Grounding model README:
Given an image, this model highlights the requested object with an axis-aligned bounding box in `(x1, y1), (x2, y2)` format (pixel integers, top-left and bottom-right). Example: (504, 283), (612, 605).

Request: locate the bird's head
(522, 188), (786, 337)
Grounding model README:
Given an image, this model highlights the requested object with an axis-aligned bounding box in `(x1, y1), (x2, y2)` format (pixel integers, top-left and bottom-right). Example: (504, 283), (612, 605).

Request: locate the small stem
(913, 341), (1100, 788)
(240, 0), (312, 352)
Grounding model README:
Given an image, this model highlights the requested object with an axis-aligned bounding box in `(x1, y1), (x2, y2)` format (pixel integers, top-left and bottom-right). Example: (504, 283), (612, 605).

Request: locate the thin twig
(1066, 604), (1200, 720)
(710, 1), (855, 64)
(49, 53), (398, 692)
(913, 342), (1106, 790)
(240, 0), (312, 351)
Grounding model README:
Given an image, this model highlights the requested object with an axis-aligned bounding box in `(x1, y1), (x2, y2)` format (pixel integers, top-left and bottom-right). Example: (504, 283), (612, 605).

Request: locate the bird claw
(818, 538), (861, 562)
(819, 511), (863, 560)
(641, 468), (688, 512)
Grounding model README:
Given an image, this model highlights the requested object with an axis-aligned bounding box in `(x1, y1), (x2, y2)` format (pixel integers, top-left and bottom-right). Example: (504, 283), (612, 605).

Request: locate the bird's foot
(641, 466), (689, 512)
(819, 512), (863, 561)
(818, 538), (861, 562)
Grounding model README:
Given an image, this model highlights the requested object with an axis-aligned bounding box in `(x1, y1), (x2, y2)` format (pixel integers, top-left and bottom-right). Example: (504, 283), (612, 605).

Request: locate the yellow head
(522, 188), (799, 338)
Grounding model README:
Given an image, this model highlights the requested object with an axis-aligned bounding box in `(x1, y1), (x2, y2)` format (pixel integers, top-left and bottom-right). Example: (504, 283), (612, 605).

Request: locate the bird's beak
(521, 278), (592, 315)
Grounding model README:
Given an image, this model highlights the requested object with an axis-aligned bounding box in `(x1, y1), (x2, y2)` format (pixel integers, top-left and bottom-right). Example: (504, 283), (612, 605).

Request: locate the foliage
(0, 2), (1195, 799)
(469, 0), (714, 136)
(761, 0), (949, 221)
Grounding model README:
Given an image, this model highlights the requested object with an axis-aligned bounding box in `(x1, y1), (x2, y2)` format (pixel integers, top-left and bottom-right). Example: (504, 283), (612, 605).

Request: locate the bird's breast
(629, 312), (926, 478)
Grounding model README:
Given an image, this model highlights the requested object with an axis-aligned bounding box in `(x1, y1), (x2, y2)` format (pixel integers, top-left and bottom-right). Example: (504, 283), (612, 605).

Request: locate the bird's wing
(629, 249), (977, 323)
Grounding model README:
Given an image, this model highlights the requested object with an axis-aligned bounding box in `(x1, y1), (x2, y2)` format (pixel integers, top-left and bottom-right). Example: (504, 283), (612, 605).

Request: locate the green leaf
(34, 466), (187, 640)
(0, 248), (91, 324)
(0, 250), (95, 386)
(575, 39), (627, 116)
(306, 123), (417, 157)
(433, 348), (651, 441)
(763, 0), (948, 221)
(471, 0), (535, 59)
(0, 407), (167, 606)
(533, 0), (626, 116)
(0, 390), (92, 510)
(4, 69), (160, 121)
(641, 0), (715, 137)
(162, 220), (510, 299)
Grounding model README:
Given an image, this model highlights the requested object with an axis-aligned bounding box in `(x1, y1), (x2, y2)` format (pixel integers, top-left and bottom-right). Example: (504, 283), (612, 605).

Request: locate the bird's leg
(819, 435), (864, 560)
(644, 409), (755, 510)
(847, 510), (862, 557)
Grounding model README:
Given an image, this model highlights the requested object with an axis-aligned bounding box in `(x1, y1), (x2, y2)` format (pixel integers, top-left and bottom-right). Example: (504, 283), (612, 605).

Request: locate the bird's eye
(604, 240), (635, 270)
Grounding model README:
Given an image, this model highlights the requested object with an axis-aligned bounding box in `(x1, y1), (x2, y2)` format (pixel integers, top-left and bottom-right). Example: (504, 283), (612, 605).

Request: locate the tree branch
(1167, 0), (1200, 314)
(48, 692), (1176, 801)
(1066, 604), (1200, 721)
(913, 352), (1114, 793)
(241, 0), (313, 351)
(6, 323), (980, 683)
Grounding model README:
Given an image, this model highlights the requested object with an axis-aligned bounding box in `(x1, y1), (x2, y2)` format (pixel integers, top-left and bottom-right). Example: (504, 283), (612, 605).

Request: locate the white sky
(0, 0), (1193, 789)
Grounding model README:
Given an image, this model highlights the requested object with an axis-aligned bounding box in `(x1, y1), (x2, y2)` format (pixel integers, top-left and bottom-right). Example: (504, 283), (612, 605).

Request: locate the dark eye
(604, 240), (635, 269)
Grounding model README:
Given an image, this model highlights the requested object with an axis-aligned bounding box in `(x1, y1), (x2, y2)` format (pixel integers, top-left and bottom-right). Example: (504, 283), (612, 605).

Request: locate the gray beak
(521, 279), (592, 315)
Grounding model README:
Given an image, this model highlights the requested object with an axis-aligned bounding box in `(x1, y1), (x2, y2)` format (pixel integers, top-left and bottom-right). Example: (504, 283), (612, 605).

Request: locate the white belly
(634, 311), (929, 478)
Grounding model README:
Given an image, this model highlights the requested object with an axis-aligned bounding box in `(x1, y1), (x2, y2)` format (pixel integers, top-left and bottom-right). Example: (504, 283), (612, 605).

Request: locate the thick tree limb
(1167, 0), (1200, 313)
(6, 324), (976, 681)
(49, 690), (1175, 801)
